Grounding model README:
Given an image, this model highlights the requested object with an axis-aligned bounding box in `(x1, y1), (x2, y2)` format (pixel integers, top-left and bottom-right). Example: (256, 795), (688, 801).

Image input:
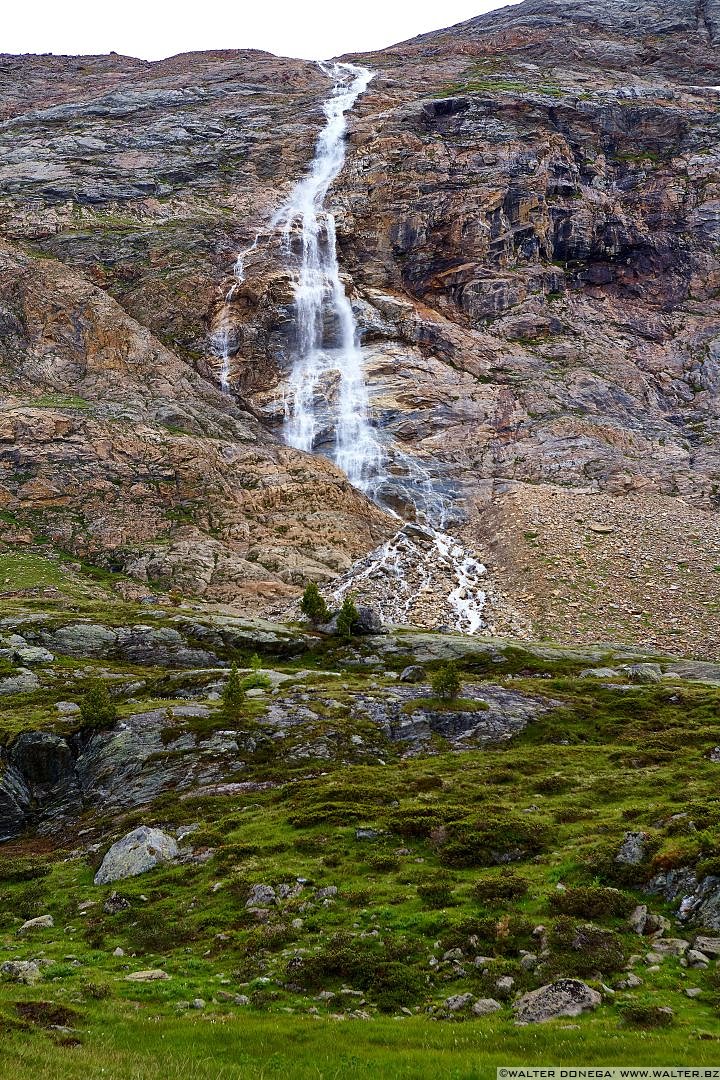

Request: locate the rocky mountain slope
(1, 0), (720, 654)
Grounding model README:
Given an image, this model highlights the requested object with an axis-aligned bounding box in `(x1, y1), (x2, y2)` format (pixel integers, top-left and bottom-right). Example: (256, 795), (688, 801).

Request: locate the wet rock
(94, 826), (179, 885)
(514, 979), (601, 1023)
(354, 605), (384, 635)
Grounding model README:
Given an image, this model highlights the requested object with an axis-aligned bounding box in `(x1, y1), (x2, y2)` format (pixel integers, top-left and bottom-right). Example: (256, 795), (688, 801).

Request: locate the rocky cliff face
(1, 0), (719, 654)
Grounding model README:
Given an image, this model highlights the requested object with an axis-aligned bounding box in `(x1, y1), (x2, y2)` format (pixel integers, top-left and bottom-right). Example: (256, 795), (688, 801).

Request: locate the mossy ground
(1, 601), (720, 1076)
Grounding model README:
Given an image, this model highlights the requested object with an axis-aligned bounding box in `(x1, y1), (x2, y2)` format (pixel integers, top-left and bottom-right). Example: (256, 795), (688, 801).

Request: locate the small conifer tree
(336, 595), (360, 641)
(300, 581), (330, 625)
(430, 661), (461, 701)
(221, 662), (245, 720)
(79, 681), (118, 728)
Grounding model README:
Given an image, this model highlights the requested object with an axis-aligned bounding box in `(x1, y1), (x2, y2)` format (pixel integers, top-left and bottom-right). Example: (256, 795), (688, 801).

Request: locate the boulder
(624, 663), (663, 684)
(686, 949), (710, 968)
(355, 605), (384, 635)
(399, 665), (425, 683)
(494, 975), (515, 998)
(514, 979), (601, 1023)
(18, 914), (54, 934)
(245, 883), (276, 908)
(445, 992), (475, 1012)
(472, 998), (502, 1016)
(94, 826), (178, 885)
(14, 646), (54, 665)
(615, 831), (648, 865)
(0, 960), (42, 984)
(694, 936), (720, 956)
(0, 669), (40, 695)
(125, 969), (170, 981)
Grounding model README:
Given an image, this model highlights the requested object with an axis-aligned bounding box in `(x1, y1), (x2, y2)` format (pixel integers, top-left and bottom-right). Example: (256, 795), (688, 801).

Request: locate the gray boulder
(14, 646), (54, 665)
(355, 606), (384, 635)
(94, 826), (179, 885)
(0, 669), (40, 695)
(245, 883), (276, 908)
(445, 992), (475, 1012)
(624, 663), (663, 684)
(615, 831), (648, 865)
(514, 979), (602, 1023)
(399, 666), (425, 683)
(694, 936), (720, 956)
(18, 914), (54, 933)
(472, 998), (502, 1016)
(0, 960), (42, 984)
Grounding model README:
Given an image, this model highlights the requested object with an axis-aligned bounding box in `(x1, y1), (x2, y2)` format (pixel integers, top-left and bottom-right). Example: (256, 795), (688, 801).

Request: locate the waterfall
(272, 61), (384, 495)
(215, 62), (490, 634)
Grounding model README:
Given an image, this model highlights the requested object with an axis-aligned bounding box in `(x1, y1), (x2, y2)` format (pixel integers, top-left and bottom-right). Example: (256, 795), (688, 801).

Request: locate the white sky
(4, 0), (520, 62)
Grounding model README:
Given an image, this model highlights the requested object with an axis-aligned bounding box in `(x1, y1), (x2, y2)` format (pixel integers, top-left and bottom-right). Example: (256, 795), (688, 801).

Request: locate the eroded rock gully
(1, 0), (719, 654)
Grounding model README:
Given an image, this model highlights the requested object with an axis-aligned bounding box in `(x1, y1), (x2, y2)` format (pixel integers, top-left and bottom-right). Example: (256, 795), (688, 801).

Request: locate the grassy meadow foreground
(0, 554), (720, 1076)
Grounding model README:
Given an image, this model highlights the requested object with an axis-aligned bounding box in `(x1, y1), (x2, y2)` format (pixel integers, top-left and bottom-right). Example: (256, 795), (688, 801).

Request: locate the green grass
(29, 394), (90, 410)
(2, 1008), (719, 1080)
(2, 613), (720, 1072)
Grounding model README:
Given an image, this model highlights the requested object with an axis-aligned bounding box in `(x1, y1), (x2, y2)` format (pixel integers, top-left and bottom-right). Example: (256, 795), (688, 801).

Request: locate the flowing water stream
(271, 61), (385, 495)
(218, 62), (487, 633)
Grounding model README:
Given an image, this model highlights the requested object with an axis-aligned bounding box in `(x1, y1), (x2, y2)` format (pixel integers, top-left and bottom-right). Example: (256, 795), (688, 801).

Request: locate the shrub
(242, 670), (272, 691)
(549, 886), (634, 920)
(300, 582), (330, 625)
(547, 917), (625, 975)
(289, 933), (424, 1011)
(368, 854), (400, 873)
(438, 815), (549, 869)
(441, 914), (536, 957)
(417, 875), (455, 909)
(79, 681), (118, 729)
(336, 595), (360, 640)
(0, 857), (51, 884)
(621, 1003), (674, 1028)
(430, 662), (461, 701)
(221, 663), (245, 720)
(387, 805), (466, 839)
(473, 871), (530, 904)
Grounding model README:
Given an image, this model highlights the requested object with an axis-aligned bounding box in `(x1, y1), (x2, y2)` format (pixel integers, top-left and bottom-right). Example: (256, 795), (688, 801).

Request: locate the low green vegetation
(0, 605), (719, 1075)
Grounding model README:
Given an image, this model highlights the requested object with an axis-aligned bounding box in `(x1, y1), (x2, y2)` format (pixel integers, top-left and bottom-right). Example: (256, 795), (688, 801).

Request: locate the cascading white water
(215, 62), (490, 634)
(272, 61), (384, 494)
